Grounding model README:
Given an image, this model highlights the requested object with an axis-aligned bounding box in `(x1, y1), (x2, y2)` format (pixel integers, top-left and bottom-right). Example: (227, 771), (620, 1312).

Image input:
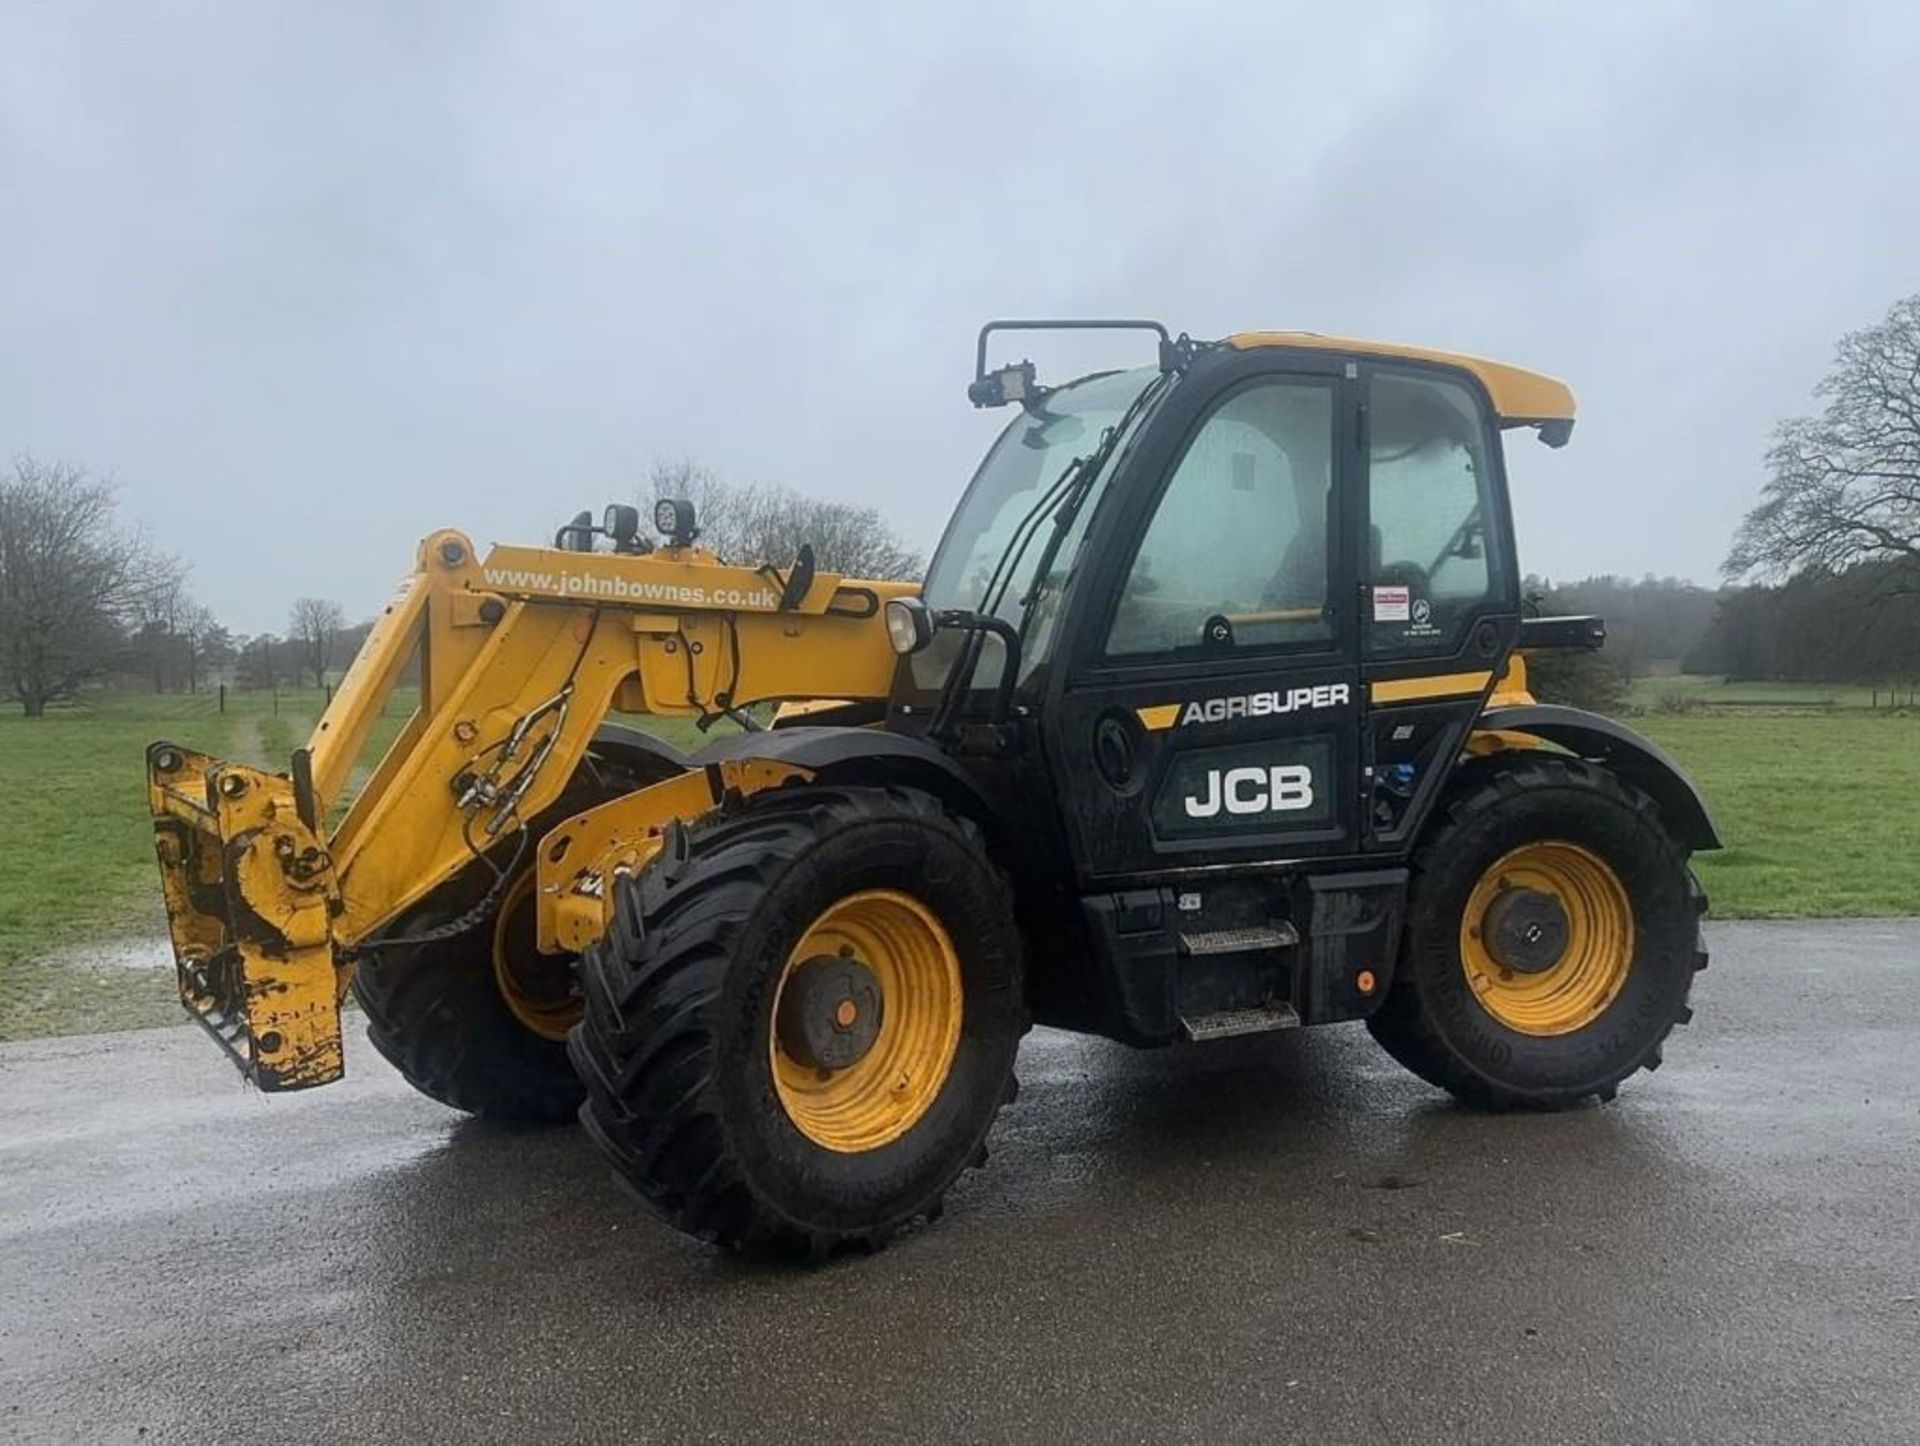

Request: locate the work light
(885, 597), (935, 654)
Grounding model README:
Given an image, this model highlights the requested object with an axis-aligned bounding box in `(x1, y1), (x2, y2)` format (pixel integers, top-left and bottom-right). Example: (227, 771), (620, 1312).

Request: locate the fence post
(273, 688), (279, 716)
(325, 682), (334, 705)
(219, 683), (227, 714)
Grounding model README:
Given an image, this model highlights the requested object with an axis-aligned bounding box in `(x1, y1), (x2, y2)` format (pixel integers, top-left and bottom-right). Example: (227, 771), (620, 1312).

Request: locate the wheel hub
(1459, 840), (1636, 1037)
(769, 889), (964, 1154)
(775, 953), (885, 1070)
(1481, 886), (1570, 974)
(492, 871), (583, 1041)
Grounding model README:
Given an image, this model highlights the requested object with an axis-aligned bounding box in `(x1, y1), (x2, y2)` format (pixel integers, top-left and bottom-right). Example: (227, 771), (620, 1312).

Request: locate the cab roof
(1226, 331), (1575, 428)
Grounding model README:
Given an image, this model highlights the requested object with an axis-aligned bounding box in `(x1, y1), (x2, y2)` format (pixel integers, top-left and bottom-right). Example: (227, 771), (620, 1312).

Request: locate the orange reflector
(1356, 969), (1378, 995)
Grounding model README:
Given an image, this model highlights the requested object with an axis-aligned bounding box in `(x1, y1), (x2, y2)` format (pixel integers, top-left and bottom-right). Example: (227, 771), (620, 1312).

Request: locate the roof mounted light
(654, 497), (698, 547)
(968, 360), (1037, 410)
(603, 503), (641, 549)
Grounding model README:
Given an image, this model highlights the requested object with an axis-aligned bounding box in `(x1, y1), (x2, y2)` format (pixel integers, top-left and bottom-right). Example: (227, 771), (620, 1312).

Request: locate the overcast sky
(4, 2), (1918, 633)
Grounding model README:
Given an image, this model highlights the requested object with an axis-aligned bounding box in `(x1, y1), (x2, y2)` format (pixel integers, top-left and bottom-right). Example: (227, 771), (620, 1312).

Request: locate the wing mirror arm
(896, 600), (1022, 743)
(936, 610), (1022, 729)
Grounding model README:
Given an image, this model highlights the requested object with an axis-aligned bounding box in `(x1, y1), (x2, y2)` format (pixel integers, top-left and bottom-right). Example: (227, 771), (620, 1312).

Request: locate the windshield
(912, 366), (1158, 690)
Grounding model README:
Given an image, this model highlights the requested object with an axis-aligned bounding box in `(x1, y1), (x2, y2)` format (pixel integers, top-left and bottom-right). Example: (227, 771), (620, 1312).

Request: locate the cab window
(1365, 371), (1504, 651)
(1104, 379), (1334, 659)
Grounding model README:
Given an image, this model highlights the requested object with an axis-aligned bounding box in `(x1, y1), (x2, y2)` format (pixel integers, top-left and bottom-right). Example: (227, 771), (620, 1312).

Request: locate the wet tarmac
(2, 919), (1917, 1445)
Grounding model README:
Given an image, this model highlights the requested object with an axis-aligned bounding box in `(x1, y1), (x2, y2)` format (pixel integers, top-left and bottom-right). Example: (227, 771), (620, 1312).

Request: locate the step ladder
(1176, 922), (1301, 1040)
(1177, 923), (1299, 956)
(1180, 1003), (1302, 1041)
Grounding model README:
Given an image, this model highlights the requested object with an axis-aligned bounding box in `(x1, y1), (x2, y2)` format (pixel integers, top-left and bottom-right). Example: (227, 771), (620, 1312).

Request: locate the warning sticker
(1372, 585), (1411, 622)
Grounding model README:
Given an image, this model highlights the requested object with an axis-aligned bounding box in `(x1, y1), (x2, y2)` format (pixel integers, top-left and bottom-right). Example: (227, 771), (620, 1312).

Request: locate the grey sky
(4, 2), (1917, 634)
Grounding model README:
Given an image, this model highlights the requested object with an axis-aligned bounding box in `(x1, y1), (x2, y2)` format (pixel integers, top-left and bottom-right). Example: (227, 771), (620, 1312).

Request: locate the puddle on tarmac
(36, 936), (175, 972)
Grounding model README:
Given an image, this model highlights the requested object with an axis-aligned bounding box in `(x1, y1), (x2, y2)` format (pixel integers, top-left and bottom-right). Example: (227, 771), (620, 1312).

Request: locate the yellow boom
(147, 527), (912, 1090)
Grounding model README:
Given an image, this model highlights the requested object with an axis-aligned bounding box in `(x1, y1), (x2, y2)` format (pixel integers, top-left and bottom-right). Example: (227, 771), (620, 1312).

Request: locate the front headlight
(884, 597), (936, 655)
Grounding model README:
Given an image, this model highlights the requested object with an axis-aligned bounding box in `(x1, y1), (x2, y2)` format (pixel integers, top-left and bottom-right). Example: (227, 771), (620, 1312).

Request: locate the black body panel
(850, 338), (1660, 1047)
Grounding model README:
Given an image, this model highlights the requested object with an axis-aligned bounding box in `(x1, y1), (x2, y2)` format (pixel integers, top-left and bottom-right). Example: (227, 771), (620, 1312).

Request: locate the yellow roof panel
(1226, 331), (1575, 424)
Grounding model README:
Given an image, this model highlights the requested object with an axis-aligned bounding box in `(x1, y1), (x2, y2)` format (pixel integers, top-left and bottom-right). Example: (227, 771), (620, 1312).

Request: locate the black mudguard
(591, 721), (692, 776)
(689, 725), (994, 825)
(1477, 704), (1723, 851)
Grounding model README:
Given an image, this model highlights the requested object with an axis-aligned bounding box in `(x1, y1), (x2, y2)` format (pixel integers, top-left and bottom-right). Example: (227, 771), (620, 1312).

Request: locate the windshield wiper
(926, 446), (1093, 742)
(928, 370), (1178, 743)
(1008, 368), (1175, 623)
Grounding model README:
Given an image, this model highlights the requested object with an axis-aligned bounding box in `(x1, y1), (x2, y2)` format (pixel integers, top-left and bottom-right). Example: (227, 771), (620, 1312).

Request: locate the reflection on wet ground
(31, 935), (174, 972)
(2, 919), (1916, 1445)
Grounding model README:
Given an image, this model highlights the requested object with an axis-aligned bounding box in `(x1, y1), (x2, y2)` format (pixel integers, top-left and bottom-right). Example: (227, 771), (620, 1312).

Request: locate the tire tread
(571, 784), (1016, 1258)
(1367, 754), (1706, 1111)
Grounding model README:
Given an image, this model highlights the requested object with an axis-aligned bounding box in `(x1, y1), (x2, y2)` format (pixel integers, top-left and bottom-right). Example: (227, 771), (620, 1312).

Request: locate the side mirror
(885, 597), (937, 655)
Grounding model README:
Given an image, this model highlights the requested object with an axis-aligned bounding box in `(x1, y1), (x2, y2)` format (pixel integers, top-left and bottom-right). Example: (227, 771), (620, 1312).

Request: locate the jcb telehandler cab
(147, 321), (1717, 1256)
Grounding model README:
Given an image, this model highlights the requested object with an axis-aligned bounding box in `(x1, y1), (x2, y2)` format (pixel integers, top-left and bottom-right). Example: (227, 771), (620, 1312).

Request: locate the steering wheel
(1374, 560), (1429, 595)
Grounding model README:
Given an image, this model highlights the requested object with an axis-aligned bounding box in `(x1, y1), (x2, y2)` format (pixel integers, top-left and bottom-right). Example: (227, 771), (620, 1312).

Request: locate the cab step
(1180, 1003), (1301, 1041)
(1178, 923), (1299, 956)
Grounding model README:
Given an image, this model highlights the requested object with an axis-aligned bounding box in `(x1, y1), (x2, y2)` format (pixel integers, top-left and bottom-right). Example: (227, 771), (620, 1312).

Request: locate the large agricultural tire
(571, 784), (1024, 1259)
(352, 773), (648, 1122)
(1366, 755), (1707, 1111)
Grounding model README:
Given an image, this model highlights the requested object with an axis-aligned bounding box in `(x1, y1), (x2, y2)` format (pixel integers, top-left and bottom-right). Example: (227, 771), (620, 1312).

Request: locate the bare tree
(288, 597), (346, 687)
(1728, 294), (1920, 589)
(179, 603), (224, 693)
(236, 633), (288, 690)
(127, 554), (193, 692)
(0, 456), (160, 717)
(646, 459), (922, 579)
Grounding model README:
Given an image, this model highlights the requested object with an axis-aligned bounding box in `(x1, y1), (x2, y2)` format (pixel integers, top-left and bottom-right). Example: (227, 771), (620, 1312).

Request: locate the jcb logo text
(1182, 765), (1316, 818)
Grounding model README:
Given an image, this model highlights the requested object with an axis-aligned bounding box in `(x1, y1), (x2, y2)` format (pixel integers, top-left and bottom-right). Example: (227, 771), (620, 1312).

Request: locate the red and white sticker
(1372, 584), (1411, 622)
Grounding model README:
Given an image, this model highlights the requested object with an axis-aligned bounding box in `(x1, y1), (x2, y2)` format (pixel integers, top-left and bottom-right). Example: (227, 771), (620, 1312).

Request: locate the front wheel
(1367, 756), (1707, 1110)
(352, 769), (658, 1122)
(571, 785), (1024, 1257)
(352, 850), (587, 1121)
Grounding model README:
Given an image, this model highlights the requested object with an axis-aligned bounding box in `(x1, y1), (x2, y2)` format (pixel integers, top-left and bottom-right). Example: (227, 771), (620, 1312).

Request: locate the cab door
(1043, 358), (1362, 885)
(1357, 363), (1524, 851)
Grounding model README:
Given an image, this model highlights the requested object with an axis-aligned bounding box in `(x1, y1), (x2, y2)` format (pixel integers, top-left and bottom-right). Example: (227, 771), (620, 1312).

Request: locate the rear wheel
(571, 785), (1024, 1258)
(1367, 755), (1706, 1109)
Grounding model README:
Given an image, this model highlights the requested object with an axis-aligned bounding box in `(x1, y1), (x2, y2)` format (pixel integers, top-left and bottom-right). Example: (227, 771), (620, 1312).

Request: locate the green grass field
(0, 688), (420, 1039)
(0, 688), (715, 1039)
(1627, 672), (1920, 712)
(1619, 675), (1919, 915)
(1, 681), (1913, 1041)
(1638, 712), (1919, 917)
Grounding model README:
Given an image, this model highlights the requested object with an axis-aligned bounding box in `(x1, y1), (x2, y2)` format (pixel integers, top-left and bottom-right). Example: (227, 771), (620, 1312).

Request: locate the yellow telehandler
(148, 321), (1717, 1255)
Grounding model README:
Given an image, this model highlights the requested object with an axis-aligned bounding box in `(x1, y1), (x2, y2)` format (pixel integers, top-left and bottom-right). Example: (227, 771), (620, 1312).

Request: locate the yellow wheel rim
(770, 889), (964, 1154)
(492, 871), (581, 1043)
(1460, 841), (1634, 1037)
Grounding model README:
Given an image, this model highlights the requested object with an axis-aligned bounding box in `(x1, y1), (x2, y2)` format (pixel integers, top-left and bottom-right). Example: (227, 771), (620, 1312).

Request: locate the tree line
(1698, 293), (1920, 687)
(9, 293), (1919, 718)
(1528, 294), (1920, 711)
(0, 457), (920, 716)
(1681, 561), (1920, 684)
